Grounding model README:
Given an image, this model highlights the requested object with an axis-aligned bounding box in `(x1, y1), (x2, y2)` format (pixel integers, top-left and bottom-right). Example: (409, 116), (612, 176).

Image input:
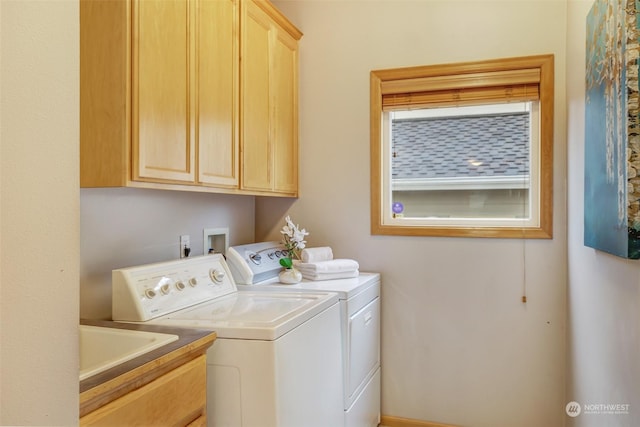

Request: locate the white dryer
(227, 242), (381, 427)
(111, 254), (344, 427)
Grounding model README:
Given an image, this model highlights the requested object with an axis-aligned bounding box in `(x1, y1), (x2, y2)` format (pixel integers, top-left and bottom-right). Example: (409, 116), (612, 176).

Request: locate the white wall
(80, 188), (255, 319)
(0, 0), (80, 424)
(0, 1), (578, 425)
(566, 1), (640, 426)
(262, 2), (568, 426)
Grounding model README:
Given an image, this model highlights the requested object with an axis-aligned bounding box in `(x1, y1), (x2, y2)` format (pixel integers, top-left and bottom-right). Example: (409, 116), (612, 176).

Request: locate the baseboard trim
(380, 415), (461, 427)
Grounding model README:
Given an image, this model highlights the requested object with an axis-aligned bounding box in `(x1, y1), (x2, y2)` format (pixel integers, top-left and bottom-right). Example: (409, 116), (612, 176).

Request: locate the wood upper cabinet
(132, 0), (194, 183)
(81, 0), (239, 190)
(81, 0), (299, 196)
(241, 0), (301, 196)
(197, 0), (240, 187)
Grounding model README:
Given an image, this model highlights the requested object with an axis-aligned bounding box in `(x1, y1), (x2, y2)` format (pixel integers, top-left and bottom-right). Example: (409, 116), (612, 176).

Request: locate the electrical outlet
(180, 234), (190, 258)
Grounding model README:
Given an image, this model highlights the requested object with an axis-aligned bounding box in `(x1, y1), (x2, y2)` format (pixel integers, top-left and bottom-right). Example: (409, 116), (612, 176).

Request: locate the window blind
(381, 68), (541, 110)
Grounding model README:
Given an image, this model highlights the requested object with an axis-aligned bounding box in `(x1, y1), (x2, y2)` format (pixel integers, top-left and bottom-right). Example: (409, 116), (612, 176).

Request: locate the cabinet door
(132, 0), (196, 183)
(80, 356), (207, 426)
(271, 27), (298, 194)
(198, 0), (239, 187)
(241, 0), (272, 191)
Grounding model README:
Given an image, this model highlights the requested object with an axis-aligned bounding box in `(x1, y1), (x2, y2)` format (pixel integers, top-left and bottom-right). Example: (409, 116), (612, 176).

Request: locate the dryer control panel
(226, 241), (286, 285)
(112, 254), (236, 321)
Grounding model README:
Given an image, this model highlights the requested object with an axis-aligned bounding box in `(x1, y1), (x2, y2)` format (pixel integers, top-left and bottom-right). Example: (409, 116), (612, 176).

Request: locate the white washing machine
(111, 254), (344, 427)
(227, 242), (381, 427)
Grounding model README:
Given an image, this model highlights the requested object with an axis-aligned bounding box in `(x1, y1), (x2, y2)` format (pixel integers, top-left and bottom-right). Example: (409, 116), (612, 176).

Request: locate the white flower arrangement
(279, 215), (309, 269)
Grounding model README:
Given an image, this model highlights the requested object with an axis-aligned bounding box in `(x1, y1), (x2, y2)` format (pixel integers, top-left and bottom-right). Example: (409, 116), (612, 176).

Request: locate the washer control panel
(112, 254), (236, 321)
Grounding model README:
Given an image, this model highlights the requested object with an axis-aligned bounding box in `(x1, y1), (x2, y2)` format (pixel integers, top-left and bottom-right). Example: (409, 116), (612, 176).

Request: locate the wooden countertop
(79, 319), (216, 417)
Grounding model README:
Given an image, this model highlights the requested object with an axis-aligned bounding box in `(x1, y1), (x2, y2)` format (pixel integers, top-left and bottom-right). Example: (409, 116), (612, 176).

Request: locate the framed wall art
(585, 0), (640, 259)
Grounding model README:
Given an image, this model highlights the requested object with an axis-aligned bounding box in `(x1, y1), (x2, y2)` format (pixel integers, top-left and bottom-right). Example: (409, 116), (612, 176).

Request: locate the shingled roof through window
(391, 113), (530, 180)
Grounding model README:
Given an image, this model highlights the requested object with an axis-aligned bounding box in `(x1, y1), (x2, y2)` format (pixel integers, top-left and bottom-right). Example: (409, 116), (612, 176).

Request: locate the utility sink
(79, 325), (179, 381)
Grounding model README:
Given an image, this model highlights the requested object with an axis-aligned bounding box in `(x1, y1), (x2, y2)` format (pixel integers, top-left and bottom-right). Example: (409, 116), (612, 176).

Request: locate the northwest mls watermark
(566, 401), (630, 417)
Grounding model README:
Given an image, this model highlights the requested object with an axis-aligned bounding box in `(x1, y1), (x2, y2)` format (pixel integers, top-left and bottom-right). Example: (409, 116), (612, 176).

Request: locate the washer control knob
(210, 268), (225, 283)
(249, 252), (262, 265)
(144, 289), (157, 299)
(189, 277), (198, 287)
(160, 283), (171, 295)
(175, 281), (186, 291)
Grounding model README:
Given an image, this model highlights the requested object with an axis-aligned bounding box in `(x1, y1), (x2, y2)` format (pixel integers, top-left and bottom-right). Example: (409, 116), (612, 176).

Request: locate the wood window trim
(370, 54), (554, 238)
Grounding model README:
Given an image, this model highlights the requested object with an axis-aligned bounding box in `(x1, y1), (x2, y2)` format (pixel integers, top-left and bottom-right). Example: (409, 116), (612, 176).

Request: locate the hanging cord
(521, 236), (527, 303)
(521, 107), (528, 304)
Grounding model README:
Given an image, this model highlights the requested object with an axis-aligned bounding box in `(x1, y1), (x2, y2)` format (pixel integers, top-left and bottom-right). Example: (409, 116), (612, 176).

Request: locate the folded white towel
(300, 247), (334, 263)
(301, 270), (360, 281)
(296, 259), (360, 274)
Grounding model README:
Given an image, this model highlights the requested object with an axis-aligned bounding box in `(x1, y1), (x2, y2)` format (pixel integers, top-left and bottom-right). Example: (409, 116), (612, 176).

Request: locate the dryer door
(347, 296), (381, 401)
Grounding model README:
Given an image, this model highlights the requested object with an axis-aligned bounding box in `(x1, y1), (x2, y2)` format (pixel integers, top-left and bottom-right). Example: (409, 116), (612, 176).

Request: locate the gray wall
(80, 188), (255, 319)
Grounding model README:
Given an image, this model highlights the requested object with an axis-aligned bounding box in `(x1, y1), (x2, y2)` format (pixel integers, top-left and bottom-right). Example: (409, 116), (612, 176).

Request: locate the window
(370, 55), (554, 238)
